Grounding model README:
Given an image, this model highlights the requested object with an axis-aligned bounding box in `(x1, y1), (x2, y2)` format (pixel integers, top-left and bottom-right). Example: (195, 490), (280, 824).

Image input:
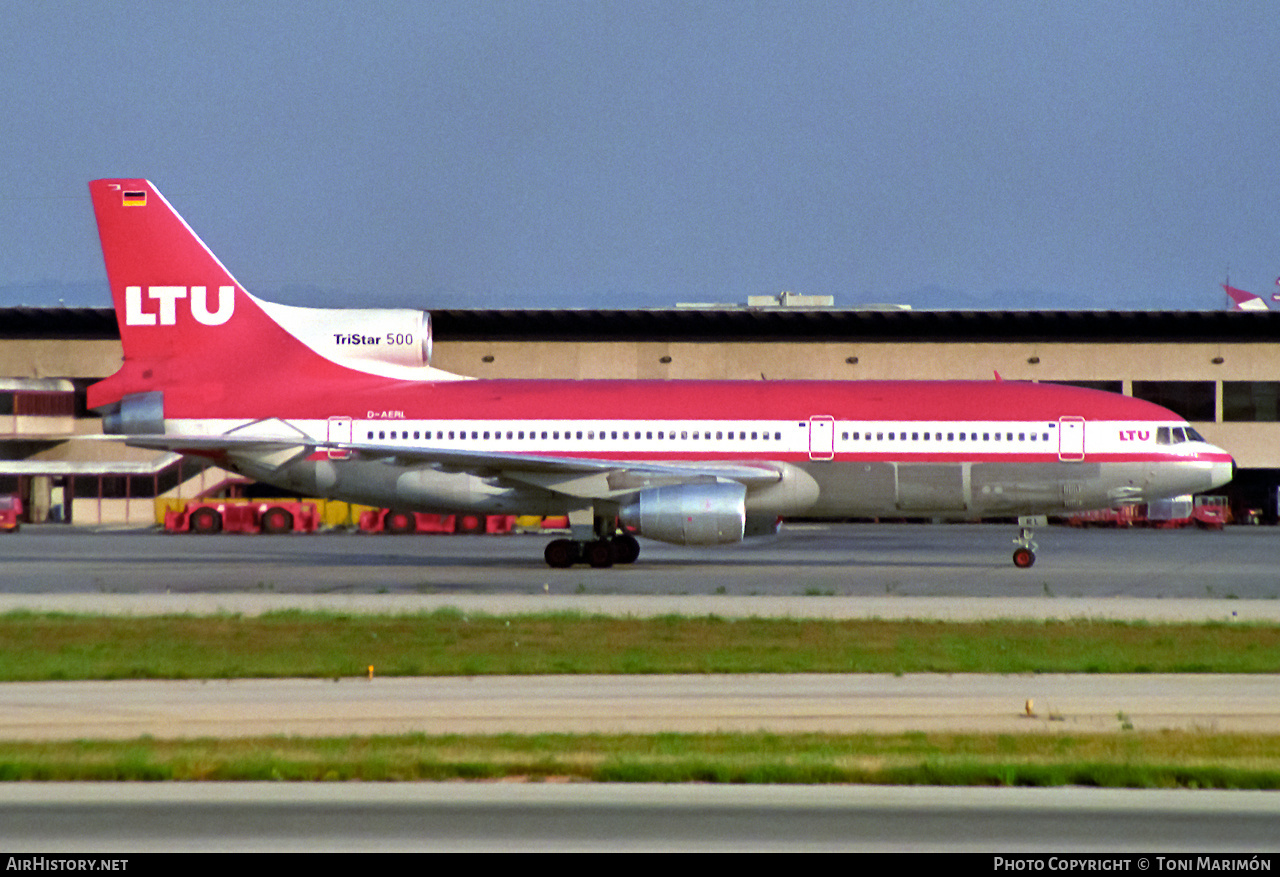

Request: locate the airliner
(1223, 281), (1279, 311)
(86, 179), (1234, 568)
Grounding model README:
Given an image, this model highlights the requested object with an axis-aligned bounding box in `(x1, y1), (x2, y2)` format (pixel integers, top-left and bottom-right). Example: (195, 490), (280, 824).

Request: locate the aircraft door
(1058, 417), (1085, 462)
(327, 416), (353, 460)
(808, 416), (835, 461)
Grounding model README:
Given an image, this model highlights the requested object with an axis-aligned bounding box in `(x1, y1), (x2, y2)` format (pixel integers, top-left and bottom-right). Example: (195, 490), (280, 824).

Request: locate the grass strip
(2, 731), (1279, 787)
(2, 610), (1278, 680)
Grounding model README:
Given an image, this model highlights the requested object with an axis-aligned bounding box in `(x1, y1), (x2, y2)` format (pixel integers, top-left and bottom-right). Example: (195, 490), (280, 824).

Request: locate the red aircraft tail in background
(1223, 281), (1277, 312)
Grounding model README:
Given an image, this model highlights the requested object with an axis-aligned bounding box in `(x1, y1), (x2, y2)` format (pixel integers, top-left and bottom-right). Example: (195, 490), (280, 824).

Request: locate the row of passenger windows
(363, 426), (1062, 445)
(365, 425), (1205, 447)
(842, 430), (1051, 443)
(367, 428), (786, 442)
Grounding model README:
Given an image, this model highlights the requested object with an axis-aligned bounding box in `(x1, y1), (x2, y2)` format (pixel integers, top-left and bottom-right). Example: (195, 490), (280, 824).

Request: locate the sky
(1, 1), (1278, 312)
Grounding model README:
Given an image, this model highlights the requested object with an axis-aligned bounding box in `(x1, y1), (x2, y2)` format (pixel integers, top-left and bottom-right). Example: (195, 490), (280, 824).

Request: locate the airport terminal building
(3, 303), (1279, 525)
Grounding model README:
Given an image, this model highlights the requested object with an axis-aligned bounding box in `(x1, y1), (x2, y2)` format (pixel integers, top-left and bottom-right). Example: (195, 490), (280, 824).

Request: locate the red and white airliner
(86, 179), (1234, 568)
(1223, 281), (1279, 311)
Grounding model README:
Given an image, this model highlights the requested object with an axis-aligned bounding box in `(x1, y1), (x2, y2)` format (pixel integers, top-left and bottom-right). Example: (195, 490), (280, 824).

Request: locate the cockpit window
(1157, 425), (1201, 445)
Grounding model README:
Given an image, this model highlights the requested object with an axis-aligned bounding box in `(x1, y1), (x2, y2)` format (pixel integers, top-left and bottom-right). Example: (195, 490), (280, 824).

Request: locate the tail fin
(1223, 282), (1271, 312)
(88, 179), (457, 422)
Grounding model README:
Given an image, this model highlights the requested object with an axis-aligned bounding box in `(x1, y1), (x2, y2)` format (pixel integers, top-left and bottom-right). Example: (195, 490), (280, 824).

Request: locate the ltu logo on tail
(125, 286), (235, 326)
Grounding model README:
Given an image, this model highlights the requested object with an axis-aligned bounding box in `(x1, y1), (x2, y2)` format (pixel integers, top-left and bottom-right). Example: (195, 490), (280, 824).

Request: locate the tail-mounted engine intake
(619, 481), (747, 545)
(255, 300), (433, 372)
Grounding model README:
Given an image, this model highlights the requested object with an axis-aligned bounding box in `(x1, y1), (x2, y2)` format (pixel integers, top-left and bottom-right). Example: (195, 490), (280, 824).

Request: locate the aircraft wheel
(1012, 547), (1036, 568)
(189, 507), (222, 534)
(384, 510), (417, 535)
(544, 539), (578, 568)
(611, 534), (640, 564)
(584, 540), (614, 568)
(260, 507), (293, 534)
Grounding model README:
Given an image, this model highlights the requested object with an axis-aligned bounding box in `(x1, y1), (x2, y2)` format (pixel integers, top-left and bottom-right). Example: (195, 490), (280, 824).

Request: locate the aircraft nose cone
(1209, 451), (1235, 490)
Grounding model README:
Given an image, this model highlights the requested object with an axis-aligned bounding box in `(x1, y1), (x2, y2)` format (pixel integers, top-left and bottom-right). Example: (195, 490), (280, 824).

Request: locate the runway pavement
(3, 674), (1278, 739)
(1, 521), (1277, 600)
(4, 784), (1279, 852)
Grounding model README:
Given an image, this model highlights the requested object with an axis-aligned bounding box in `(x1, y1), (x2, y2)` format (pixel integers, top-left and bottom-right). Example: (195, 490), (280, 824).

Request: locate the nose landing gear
(1012, 515), (1045, 568)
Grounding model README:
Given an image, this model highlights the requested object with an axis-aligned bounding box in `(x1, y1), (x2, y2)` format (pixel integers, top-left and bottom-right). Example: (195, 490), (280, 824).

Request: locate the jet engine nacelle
(619, 482), (746, 545)
(256, 298), (433, 371)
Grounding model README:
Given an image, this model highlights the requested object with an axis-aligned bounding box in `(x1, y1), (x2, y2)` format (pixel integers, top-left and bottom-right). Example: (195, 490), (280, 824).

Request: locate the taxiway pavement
(1, 522), (1276, 600)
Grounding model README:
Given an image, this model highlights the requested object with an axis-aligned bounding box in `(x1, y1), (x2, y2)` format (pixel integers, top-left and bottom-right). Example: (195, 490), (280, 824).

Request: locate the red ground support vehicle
(164, 499), (320, 534)
(1146, 496), (1194, 529)
(0, 495), (22, 532)
(1191, 495), (1230, 529)
(1066, 505), (1143, 528)
(1145, 494), (1231, 530)
(358, 509), (516, 535)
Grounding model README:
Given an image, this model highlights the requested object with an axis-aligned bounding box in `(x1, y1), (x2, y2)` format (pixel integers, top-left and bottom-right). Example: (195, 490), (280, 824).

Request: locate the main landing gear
(544, 532), (641, 569)
(1012, 515), (1045, 568)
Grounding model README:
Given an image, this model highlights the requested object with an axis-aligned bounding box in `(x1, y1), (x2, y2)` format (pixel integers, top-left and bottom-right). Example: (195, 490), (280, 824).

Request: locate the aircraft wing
(111, 432), (785, 498)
